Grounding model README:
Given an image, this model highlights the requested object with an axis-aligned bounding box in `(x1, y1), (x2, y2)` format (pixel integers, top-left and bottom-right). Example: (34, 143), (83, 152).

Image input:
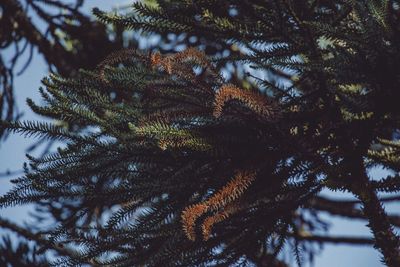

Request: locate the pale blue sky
(0, 1), (392, 266)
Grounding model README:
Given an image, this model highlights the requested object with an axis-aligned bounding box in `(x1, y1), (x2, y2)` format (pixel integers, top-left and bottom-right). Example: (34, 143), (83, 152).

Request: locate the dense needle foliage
(0, 0), (126, 137)
(1, 0), (400, 266)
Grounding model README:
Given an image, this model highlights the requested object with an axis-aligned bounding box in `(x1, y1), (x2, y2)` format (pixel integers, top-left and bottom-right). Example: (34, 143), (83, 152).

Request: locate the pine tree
(1, 0), (400, 266)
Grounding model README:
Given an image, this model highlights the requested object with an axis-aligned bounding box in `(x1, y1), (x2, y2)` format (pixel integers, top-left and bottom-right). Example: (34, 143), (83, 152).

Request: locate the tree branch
(2, 0), (74, 74)
(291, 232), (374, 245)
(307, 196), (400, 228)
(349, 162), (400, 267)
(1, 0), (122, 75)
(0, 217), (97, 265)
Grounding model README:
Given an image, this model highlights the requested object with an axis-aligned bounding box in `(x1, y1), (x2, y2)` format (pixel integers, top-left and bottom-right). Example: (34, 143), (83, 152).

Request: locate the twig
(292, 232), (374, 245)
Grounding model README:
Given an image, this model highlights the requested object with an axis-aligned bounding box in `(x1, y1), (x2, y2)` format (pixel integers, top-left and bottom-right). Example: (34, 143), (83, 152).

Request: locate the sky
(0, 1), (393, 266)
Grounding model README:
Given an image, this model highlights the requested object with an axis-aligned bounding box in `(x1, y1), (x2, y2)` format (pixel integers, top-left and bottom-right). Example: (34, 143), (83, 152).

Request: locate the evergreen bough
(1, 0), (400, 266)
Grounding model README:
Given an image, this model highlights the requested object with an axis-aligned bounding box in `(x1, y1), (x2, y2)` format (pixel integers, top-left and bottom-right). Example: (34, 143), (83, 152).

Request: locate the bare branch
(292, 232), (374, 245)
(307, 196), (400, 227)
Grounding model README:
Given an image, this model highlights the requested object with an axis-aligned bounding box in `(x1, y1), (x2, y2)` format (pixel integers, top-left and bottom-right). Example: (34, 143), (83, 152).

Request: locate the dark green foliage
(0, 236), (48, 267)
(0, 0), (126, 138)
(2, 0), (400, 266)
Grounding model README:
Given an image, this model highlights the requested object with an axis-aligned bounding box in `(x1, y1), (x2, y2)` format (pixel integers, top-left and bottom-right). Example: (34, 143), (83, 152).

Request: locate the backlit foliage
(2, 0), (400, 266)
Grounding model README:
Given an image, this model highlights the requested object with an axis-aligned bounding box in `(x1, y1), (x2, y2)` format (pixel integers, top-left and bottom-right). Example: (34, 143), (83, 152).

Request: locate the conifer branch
(0, 217), (91, 264)
(349, 165), (400, 266)
(3, 1), (400, 265)
(181, 170), (256, 241)
(213, 84), (278, 119)
(201, 201), (240, 241)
